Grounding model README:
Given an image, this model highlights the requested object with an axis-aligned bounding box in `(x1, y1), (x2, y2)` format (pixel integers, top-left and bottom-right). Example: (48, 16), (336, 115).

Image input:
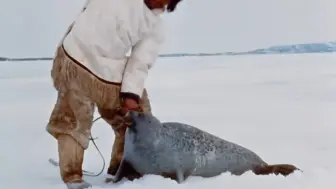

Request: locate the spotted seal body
(111, 111), (299, 183)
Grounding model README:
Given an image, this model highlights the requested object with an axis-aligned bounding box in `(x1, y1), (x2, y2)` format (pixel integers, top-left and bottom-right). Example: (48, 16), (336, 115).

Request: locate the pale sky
(1, 0), (335, 57)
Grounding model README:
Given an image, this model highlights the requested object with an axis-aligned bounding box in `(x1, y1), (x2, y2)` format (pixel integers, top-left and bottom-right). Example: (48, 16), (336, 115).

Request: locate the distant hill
(0, 57), (52, 61)
(237, 41), (336, 55)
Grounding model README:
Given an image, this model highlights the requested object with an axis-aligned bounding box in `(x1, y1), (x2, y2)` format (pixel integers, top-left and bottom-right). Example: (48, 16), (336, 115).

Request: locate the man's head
(144, 0), (183, 12)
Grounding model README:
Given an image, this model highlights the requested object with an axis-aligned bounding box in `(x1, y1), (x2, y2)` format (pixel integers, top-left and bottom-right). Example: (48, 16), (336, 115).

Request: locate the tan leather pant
(46, 46), (152, 183)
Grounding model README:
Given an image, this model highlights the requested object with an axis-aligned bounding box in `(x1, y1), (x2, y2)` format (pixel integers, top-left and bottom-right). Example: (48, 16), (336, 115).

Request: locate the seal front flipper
(252, 164), (301, 176)
(105, 159), (142, 183)
(161, 168), (192, 183)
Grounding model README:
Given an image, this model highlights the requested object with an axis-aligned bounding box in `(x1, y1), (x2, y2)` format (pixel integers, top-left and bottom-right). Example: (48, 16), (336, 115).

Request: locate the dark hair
(167, 0), (182, 12)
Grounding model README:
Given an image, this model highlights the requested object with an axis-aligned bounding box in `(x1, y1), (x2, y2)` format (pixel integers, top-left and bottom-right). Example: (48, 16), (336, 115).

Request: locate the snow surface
(1, 53), (336, 189)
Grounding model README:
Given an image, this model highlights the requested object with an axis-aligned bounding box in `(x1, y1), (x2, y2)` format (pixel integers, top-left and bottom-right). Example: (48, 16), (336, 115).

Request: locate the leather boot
(107, 129), (126, 176)
(57, 134), (92, 189)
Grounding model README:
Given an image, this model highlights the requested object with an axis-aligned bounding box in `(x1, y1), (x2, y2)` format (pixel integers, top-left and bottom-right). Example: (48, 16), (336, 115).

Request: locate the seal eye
(129, 122), (137, 133)
(138, 112), (145, 118)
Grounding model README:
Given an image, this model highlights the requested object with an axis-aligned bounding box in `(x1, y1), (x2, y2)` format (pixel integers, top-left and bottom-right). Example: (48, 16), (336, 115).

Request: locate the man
(46, 0), (183, 188)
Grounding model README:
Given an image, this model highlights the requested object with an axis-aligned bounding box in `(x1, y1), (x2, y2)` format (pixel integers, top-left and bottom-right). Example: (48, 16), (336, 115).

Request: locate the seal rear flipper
(252, 164), (301, 176)
(106, 159), (142, 183)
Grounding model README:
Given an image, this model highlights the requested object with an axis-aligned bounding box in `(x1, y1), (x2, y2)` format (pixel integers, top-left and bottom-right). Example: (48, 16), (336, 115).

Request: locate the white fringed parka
(62, 0), (164, 100)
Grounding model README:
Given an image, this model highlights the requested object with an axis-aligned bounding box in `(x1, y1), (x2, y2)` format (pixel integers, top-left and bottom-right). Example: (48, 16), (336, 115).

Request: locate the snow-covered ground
(0, 53), (335, 189)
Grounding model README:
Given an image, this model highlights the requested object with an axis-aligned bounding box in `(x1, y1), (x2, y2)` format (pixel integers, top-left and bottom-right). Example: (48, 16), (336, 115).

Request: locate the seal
(109, 111), (300, 183)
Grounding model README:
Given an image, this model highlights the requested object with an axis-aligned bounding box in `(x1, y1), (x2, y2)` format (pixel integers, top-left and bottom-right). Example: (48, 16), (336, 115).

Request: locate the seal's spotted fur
(111, 111), (300, 183)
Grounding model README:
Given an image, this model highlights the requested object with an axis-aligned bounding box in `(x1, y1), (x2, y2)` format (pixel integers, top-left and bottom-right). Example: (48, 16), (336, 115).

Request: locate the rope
(84, 116), (105, 177)
(49, 110), (131, 177)
(48, 116), (107, 177)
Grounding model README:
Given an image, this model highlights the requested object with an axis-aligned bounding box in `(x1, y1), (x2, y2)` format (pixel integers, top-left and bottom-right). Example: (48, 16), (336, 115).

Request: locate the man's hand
(119, 92), (142, 114)
(116, 97), (142, 116)
(123, 98), (139, 111)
